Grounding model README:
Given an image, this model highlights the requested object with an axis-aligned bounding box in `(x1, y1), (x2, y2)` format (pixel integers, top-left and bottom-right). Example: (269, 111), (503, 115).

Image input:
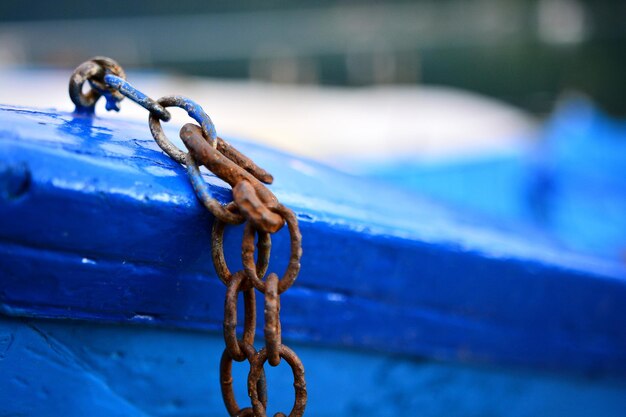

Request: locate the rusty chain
(69, 57), (307, 417)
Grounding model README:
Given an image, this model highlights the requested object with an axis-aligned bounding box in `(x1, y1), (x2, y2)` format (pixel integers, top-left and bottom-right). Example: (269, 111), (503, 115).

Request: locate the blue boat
(1, 91), (625, 416)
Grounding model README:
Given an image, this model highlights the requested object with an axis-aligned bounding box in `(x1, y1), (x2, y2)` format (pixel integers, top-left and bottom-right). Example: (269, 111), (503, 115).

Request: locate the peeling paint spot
(144, 165), (178, 177)
(130, 314), (155, 323)
(149, 192), (182, 203)
(327, 293), (346, 303)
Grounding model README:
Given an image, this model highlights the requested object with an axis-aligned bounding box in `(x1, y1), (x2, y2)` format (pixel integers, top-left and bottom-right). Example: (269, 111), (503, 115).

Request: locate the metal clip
(179, 124), (285, 233)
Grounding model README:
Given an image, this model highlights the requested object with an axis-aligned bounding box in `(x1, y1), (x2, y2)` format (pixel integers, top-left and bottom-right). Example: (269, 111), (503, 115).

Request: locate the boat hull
(1, 104), (626, 415)
(2, 316), (626, 417)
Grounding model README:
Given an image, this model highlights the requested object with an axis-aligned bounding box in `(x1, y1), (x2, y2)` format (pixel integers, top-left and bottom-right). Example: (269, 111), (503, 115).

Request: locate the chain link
(69, 56), (126, 112)
(69, 57), (307, 417)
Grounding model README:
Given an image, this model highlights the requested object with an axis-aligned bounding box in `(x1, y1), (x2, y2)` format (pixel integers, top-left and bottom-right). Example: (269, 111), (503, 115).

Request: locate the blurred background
(0, 0), (625, 260)
(1, 0), (625, 114)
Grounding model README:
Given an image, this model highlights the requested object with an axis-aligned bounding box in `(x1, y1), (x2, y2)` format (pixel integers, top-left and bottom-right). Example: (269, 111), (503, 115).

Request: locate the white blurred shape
(0, 69), (535, 169)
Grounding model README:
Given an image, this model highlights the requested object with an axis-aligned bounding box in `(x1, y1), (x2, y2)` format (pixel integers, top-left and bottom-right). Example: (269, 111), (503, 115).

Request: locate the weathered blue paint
(0, 103), (626, 383)
(1, 316), (626, 417)
(103, 74), (171, 121)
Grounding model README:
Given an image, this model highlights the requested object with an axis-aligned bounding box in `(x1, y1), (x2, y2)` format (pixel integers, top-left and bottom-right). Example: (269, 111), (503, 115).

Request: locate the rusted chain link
(212, 216), (271, 285)
(242, 206), (302, 294)
(68, 57), (307, 417)
(224, 271), (257, 362)
(149, 96), (218, 164)
(248, 345), (307, 417)
(180, 123), (282, 232)
(264, 273), (282, 367)
(221, 342), (268, 416)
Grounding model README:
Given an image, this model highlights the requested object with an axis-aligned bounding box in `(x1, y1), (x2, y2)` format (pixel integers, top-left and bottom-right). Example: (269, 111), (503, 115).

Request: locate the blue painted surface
(0, 104), (626, 379)
(1, 316), (625, 417)
(1, 101), (626, 416)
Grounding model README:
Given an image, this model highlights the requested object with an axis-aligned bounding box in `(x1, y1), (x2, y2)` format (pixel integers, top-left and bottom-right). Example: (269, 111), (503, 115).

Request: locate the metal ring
(220, 342), (267, 416)
(148, 95), (217, 165)
(185, 153), (246, 224)
(242, 204), (301, 294)
(264, 273), (282, 367)
(212, 219), (271, 286)
(103, 74), (171, 121)
(248, 345), (307, 417)
(69, 56), (126, 113)
(224, 271), (256, 362)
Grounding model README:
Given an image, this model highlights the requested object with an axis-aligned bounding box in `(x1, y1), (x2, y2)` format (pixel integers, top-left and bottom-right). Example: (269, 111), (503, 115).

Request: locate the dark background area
(1, 0), (625, 115)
